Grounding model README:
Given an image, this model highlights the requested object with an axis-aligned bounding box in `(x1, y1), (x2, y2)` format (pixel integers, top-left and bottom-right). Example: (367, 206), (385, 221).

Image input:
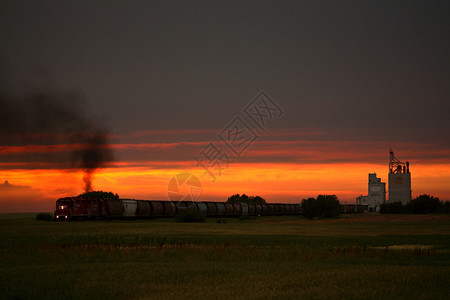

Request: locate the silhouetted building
(388, 149), (411, 205)
(356, 173), (386, 212)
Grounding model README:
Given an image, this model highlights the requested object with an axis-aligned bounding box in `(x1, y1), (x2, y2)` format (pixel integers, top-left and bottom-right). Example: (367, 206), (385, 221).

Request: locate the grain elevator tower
(356, 173), (385, 212)
(388, 149), (411, 204)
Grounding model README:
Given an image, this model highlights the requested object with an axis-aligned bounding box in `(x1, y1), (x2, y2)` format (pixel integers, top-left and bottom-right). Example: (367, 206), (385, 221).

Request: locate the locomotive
(54, 197), (367, 221)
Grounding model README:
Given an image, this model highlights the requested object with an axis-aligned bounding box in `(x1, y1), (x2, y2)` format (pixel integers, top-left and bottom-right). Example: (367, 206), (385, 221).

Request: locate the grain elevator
(388, 149), (411, 204)
(357, 149), (412, 211)
(356, 173), (386, 212)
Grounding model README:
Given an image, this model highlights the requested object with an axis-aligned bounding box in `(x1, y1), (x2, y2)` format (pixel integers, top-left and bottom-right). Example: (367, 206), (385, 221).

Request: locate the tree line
(380, 194), (450, 214)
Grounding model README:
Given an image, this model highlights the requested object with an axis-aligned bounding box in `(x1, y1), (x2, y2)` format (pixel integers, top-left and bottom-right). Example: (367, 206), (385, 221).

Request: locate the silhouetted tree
(78, 190), (119, 199)
(380, 195), (448, 214)
(301, 195), (340, 219)
(316, 194), (340, 218)
(442, 201), (450, 213)
(405, 194), (442, 214)
(248, 196), (266, 204)
(227, 194), (266, 204)
(227, 194), (241, 203)
(301, 197), (317, 219)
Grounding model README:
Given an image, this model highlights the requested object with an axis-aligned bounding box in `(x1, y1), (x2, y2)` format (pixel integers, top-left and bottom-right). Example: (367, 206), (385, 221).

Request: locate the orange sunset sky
(1, 128), (449, 212)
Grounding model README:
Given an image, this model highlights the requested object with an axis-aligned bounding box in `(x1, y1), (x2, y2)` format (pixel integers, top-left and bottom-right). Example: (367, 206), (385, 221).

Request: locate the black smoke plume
(0, 84), (113, 192)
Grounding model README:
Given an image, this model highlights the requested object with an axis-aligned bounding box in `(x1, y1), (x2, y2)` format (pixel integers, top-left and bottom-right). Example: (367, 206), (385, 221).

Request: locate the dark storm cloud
(0, 1), (449, 157)
(0, 83), (113, 191)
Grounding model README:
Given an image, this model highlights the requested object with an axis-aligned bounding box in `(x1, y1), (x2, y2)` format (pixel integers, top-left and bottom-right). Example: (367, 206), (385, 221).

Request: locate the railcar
(216, 202), (226, 216)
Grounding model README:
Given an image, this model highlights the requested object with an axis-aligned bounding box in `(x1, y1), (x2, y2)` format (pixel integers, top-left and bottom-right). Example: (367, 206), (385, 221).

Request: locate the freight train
(54, 197), (367, 221)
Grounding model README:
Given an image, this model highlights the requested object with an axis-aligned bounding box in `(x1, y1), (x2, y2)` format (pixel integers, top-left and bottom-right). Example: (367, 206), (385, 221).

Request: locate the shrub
(175, 209), (206, 223)
(36, 213), (53, 221)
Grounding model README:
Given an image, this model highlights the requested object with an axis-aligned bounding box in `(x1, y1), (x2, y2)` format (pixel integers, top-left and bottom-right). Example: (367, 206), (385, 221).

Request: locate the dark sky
(1, 0), (450, 148)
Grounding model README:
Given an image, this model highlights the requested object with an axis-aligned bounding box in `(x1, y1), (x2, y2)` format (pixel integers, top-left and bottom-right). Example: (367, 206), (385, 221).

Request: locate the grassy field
(1, 213), (449, 299)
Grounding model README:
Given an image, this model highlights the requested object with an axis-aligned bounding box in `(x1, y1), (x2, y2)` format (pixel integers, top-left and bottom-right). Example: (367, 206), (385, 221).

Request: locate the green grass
(1, 213), (449, 299)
